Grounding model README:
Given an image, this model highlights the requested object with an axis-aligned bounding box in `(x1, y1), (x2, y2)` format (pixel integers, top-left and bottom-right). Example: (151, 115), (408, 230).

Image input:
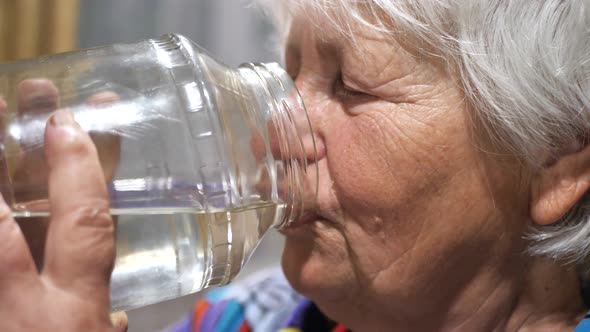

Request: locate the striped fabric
(167, 269), (590, 332)
(164, 268), (349, 332)
(165, 268), (590, 331)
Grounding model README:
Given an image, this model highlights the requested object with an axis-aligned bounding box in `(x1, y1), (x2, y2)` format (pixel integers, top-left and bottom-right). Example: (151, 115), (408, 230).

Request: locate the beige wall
(0, 0), (79, 62)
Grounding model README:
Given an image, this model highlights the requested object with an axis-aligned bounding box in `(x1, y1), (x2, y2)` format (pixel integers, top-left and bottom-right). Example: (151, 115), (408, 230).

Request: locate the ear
(530, 143), (590, 225)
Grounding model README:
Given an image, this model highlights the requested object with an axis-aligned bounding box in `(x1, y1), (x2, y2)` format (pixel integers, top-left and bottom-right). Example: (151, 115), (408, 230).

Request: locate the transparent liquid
(14, 201), (281, 311)
(109, 201), (282, 311)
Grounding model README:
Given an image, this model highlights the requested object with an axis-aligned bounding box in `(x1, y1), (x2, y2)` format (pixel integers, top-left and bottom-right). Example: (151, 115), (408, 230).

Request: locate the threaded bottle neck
(152, 34), (317, 229)
(237, 63), (318, 229)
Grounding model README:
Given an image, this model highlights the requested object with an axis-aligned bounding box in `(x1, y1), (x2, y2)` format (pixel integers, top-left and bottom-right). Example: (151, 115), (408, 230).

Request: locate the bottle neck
(237, 63), (318, 229)
(153, 34), (317, 229)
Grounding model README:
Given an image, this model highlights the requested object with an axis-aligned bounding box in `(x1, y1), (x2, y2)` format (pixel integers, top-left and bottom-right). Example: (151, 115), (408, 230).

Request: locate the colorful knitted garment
(164, 268), (348, 332)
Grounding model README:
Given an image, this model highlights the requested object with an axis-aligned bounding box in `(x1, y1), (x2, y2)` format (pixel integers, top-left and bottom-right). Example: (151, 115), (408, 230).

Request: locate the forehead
(288, 14), (434, 84)
(286, 13), (399, 62)
(284, 6), (451, 73)
(287, 8), (377, 46)
(287, 10), (437, 62)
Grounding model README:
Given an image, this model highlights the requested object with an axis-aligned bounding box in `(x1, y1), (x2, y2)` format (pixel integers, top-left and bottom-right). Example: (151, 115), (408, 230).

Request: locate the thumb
(110, 311), (128, 332)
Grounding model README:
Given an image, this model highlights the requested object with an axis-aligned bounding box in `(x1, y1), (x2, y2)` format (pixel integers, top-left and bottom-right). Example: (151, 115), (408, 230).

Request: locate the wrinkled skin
(0, 109), (121, 331)
(0, 79), (126, 331)
(9, 79), (121, 271)
(280, 17), (585, 332)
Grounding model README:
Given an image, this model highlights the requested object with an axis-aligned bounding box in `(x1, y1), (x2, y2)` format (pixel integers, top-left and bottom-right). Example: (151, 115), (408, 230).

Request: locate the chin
(280, 229), (356, 304)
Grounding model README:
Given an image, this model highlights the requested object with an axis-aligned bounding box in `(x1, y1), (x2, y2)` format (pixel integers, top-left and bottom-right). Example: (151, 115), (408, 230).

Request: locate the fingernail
(49, 110), (75, 127)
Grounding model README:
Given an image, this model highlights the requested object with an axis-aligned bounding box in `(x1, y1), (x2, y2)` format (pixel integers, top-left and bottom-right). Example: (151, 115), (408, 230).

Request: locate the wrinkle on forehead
(288, 9), (454, 75)
(288, 17), (457, 110)
(287, 13), (399, 76)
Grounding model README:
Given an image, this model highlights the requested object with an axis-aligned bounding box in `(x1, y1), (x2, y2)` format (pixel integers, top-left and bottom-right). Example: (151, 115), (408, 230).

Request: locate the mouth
(280, 207), (336, 233)
(296, 210), (320, 226)
(278, 212), (316, 233)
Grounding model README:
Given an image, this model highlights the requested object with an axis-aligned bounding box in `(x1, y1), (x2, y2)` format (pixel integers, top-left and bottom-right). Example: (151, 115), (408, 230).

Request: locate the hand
(5, 79), (121, 271)
(9, 79), (121, 210)
(0, 110), (122, 331)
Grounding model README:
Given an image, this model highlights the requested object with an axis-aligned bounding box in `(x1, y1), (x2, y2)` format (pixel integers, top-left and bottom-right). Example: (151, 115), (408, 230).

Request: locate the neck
(500, 258), (584, 332)
(320, 256), (586, 332)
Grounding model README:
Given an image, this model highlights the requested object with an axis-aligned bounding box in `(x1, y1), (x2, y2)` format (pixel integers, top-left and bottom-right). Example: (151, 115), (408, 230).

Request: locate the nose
(292, 78), (326, 163)
(263, 82), (325, 165)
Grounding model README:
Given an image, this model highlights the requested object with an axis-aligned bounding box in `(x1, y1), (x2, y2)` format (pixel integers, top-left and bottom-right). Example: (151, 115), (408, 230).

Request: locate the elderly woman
(182, 0), (590, 331)
(3, 0), (590, 331)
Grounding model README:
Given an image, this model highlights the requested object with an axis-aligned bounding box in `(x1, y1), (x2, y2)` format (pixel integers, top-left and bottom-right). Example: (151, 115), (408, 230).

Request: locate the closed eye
(334, 73), (377, 103)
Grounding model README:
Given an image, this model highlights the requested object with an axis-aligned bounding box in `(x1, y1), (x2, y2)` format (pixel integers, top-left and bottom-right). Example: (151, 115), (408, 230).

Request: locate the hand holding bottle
(1, 79), (121, 269)
(0, 108), (124, 331)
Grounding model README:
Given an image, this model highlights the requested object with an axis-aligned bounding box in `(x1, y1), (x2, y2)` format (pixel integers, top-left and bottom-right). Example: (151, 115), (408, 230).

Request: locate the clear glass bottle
(0, 34), (317, 311)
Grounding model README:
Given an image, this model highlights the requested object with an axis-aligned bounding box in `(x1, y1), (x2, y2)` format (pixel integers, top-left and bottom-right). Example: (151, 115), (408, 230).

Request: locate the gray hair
(255, 0), (590, 270)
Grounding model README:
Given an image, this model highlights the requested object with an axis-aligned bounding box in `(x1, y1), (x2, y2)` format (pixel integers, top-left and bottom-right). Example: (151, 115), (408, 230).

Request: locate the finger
(0, 98), (43, 275)
(14, 81), (60, 271)
(0, 97), (14, 206)
(110, 311), (128, 332)
(85, 92), (122, 232)
(42, 110), (114, 300)
(0, 193), (37, 286)
(17, 79), (59, 115)
(86, 91), (122, 181)
(12, 79), (59, 200)
(86, 91), (119, 106)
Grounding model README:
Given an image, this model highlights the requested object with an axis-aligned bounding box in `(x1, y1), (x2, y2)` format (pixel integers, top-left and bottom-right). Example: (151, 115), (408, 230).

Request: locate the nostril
(302, 131), (325, 162)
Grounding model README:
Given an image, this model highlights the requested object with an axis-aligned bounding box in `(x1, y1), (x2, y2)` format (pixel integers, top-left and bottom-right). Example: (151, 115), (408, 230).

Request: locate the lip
(295, 210), (319, 226)
(279, 212), (316, 231)
(280, 206), (337, 233)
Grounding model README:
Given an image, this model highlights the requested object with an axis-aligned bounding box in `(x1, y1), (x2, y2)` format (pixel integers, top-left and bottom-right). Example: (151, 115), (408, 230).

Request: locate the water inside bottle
(12, 200), (283, 311)
(109, 201), (283, 311)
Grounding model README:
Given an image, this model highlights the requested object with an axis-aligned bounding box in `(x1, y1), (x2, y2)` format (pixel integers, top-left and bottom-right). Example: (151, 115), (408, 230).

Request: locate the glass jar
(0, 34), (317, 311)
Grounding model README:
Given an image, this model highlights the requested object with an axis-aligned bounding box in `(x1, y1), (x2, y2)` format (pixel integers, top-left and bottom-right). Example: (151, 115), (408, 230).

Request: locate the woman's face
(281, 16), (532, 322)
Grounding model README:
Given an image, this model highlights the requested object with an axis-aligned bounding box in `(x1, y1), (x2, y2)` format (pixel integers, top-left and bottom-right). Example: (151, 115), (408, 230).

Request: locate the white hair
(254, 0), (590, 271)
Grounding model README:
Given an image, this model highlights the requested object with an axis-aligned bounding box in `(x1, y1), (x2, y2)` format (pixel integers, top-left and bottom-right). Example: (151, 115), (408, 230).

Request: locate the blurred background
(0, 0), (285, 331)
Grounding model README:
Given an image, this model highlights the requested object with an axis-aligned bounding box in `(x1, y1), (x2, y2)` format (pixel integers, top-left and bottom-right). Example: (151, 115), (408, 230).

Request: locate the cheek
(327, 110), (454, 214)
(281, 226), (357, 300)
(329, 121), (387, 209)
